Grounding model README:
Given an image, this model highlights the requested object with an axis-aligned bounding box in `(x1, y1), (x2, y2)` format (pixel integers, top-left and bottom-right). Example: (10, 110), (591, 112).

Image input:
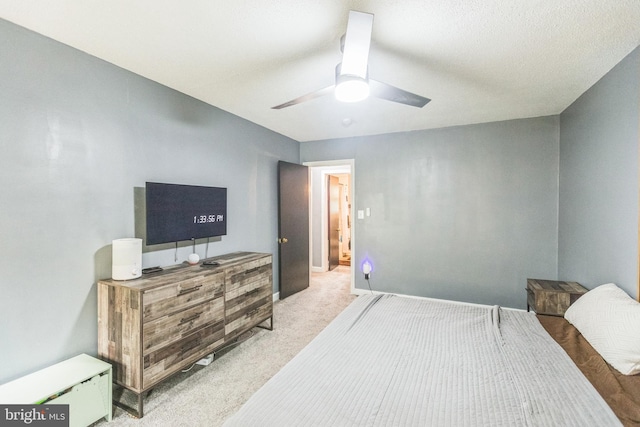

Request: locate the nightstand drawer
(526, 278), (587, 316)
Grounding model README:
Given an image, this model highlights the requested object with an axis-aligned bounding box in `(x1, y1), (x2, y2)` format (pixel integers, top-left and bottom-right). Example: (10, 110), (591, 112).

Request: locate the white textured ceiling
(1, 1), (639, 142)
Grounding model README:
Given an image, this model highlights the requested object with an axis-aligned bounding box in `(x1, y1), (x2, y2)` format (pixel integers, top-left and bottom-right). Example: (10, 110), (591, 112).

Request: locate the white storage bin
(0, 354), (112, 427)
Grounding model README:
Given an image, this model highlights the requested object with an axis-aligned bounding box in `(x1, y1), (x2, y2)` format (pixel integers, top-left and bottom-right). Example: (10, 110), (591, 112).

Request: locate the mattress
(224, 294), (621, 426)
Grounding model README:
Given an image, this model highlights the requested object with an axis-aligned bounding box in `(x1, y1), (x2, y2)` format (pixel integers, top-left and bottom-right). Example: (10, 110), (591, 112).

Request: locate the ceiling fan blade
(340, 11), (373, 79)
(271, 86), (334, 109)
(369, 79), (431, 108)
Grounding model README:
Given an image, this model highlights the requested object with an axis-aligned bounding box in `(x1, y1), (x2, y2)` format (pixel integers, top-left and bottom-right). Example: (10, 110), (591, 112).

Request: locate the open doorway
(329, 173), (351, 269)
(304, 160), (355, 294)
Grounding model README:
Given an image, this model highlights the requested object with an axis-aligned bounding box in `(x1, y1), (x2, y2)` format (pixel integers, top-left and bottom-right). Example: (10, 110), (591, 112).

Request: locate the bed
(224, 290), (640, 426)
(538, 315), (640, 426)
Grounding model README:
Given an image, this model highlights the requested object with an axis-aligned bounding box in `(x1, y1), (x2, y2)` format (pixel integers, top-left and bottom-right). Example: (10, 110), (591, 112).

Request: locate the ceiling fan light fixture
(335, 75), (370, 103)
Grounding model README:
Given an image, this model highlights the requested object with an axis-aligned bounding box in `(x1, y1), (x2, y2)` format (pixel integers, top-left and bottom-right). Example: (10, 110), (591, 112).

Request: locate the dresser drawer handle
(245, 288), (260, 297)
(244, 267), (260, 275)
(246, 308), (259, 317)
(178, 284), (203, 296)
(179, 312), (202, 324)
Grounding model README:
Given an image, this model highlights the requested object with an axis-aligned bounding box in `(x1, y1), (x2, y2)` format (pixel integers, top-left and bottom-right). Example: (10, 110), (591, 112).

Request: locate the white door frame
(303, 159), (355, 295)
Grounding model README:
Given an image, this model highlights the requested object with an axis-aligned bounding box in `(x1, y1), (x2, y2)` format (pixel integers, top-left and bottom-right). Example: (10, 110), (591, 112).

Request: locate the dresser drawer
(225, 272), (271, 302)
(225, 259), (272, 293)
(142, 320), (225, 388)
(225, 296), (272, 339)
(143, 296), (224, 355)
(143, 272), (224, 322)
(226, 279), (271, 315)
(225, 269), (272, 338)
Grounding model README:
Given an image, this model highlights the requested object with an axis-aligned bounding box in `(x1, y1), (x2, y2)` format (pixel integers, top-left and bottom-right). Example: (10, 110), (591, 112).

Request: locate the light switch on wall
(357, 210), (364, 219)
(365, 208), (371, 217)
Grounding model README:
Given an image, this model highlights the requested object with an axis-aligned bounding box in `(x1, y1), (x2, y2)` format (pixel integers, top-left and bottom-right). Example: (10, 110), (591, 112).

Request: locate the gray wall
(558, 46), (640, 298)
(0, 19), (298, 383)
(301, 117), (560, 308)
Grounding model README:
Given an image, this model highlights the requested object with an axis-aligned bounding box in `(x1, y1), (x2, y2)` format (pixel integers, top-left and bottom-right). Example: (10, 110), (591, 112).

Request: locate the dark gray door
(277, 161), (309, 299)
(328, 175), (340, 271)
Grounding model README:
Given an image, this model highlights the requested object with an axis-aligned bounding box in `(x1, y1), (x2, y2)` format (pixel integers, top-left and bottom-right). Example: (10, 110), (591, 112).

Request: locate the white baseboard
(272, 292), (280, 302)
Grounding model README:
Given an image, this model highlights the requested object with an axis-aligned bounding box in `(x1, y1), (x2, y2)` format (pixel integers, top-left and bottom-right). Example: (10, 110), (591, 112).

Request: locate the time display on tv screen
(194, 214), (224, 224)
(145, 182), (227, 245)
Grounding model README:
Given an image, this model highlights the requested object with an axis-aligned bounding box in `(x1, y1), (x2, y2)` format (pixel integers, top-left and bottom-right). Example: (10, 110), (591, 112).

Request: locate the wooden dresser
(97, 251), (272, 417)
(526, 278), (587, 316)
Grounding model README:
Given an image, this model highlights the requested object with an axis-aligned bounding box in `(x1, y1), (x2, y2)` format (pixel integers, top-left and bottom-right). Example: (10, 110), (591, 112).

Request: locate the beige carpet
(94, 266), (356, 427)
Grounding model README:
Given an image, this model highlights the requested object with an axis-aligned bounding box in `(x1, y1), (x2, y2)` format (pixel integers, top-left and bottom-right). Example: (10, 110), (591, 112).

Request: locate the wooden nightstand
(526, 278), (588, 316)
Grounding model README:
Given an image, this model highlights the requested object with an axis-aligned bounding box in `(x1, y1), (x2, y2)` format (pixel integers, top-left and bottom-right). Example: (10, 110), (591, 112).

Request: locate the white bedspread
(224, 294), (621, 426)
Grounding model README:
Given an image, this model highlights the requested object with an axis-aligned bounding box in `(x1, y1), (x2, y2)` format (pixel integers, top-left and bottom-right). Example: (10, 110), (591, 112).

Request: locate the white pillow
(564, 283), (640, 375)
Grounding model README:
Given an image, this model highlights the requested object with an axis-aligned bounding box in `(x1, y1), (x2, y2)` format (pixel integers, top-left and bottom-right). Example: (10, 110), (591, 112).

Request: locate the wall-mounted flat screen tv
(145, 182), (227, 245)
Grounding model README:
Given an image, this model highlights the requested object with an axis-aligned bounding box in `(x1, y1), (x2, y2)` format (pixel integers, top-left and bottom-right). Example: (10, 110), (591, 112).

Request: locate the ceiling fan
(272, 10), (431, 110)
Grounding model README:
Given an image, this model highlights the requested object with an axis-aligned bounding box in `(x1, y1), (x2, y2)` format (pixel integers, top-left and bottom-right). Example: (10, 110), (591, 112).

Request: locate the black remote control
(201, 260), (220, 267)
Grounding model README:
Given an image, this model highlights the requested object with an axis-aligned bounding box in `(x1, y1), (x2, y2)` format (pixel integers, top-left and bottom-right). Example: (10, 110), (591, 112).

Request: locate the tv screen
(145, 182), (227, 245)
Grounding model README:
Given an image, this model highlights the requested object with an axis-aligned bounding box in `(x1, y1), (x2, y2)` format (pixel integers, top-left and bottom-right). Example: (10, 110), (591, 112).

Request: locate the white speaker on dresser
(112, 238), (142, 280)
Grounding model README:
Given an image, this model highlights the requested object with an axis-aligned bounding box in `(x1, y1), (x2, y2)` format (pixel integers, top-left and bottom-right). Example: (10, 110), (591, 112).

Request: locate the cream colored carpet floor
(94, 266), (356, 427)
